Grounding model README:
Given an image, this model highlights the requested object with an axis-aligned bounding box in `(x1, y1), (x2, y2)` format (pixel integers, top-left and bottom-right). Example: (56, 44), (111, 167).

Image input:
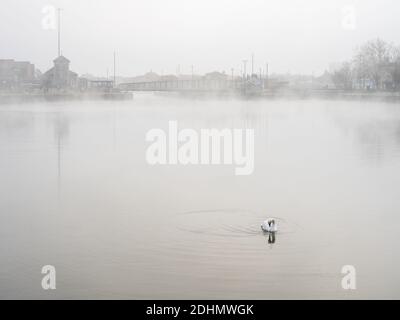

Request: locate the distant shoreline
(1, 89), (400, 104)
(260, 89), (400, 101)
(0, 91), (133, 104)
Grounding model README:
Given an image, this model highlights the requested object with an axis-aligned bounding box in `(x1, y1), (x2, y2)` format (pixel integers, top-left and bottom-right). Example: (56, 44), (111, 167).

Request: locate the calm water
(1, 94), (400, 299)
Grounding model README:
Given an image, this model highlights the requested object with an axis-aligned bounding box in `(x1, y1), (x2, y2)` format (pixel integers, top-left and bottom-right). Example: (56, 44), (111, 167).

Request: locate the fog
(1, 0), (399, 76)
(2, 1), (400, 300)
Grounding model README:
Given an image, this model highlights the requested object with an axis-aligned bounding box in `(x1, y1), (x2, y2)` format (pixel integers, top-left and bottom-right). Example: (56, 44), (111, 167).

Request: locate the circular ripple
(175, 209), (298, 238)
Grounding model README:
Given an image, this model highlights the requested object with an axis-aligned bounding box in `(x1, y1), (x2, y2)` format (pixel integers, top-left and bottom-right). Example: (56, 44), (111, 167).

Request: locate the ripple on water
(175, 209), (299, 238)
(144, 210), (303, 280)
(139, 209), (332, 294)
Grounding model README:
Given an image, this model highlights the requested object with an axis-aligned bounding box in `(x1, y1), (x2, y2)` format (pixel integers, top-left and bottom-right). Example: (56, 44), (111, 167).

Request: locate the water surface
(1, 94), (400, 299)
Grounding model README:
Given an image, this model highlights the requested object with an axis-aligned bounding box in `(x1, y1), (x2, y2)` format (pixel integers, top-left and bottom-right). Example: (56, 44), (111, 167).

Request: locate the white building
(41, 56), (78, 90)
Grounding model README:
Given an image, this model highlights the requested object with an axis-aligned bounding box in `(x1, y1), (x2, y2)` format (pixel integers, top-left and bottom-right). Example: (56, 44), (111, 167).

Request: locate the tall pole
(231, 68), (234, 89)
(191, 65), (194, 89)
(113, 51), (116, 88)
(57, 8), (61, 57)
(242, 60), (248, 95)
(251, 53), (254, 75)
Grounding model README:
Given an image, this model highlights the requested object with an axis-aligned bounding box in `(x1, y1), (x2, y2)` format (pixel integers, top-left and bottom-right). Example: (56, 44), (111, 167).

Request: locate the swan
(261, 219), (278, 233)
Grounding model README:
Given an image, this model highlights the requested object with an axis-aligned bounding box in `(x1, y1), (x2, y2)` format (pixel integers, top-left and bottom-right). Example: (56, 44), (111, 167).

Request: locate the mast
(57, 8), (61, 57)
(251, 53), (254, 75)
(113, 51), (116, 88)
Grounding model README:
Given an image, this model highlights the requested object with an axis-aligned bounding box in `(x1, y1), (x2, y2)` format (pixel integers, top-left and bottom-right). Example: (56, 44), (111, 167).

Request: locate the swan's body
(261, 219), (278, 233)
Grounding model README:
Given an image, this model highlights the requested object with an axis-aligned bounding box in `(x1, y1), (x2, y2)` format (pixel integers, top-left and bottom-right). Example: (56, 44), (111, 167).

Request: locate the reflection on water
(332, 106), (400, 164)
(267, 232), (276, 245)
(54, 114), (69, 195)
(0, 95), (400, 299)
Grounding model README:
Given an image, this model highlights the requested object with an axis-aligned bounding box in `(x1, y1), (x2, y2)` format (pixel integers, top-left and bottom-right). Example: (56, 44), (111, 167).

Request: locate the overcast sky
(1, 0), (399, 77)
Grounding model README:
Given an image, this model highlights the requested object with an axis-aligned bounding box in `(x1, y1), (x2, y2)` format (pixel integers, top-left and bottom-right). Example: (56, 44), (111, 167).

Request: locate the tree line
(331, 39), (400, 91)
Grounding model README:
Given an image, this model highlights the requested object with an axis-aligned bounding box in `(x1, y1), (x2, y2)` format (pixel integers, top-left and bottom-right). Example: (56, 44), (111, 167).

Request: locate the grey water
(1, 94), (400, 299)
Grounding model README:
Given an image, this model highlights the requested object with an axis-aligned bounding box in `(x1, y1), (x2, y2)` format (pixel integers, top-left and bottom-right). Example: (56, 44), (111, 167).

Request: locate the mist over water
(1, 95), (400, 299)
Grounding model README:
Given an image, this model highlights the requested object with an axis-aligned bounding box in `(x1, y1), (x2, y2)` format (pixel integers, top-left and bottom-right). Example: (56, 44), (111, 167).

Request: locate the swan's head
(267, 219), (275, 227)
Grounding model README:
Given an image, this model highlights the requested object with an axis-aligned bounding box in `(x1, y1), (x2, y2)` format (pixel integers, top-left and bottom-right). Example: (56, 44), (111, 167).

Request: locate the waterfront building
(41, 56), (78, 90)
(0, 59), (35, 89)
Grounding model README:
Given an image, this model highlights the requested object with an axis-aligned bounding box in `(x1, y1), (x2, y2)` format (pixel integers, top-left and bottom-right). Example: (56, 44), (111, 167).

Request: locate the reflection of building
(41, 56), (78, 90)
(0, 59), (35, 89)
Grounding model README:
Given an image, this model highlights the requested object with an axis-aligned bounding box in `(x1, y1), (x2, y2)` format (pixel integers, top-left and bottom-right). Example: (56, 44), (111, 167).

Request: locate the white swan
(261, 219), (278, 233)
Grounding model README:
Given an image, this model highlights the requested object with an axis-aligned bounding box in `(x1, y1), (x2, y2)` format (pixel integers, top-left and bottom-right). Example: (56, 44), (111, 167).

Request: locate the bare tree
(388, 46), (400, 90)
(332, 62), (353, 90)
(355, 38), (392, 89)
(352, 51), (369, 89)
(333, 39), (400, 91)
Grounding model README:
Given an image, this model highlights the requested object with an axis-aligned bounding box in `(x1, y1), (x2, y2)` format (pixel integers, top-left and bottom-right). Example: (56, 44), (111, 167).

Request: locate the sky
(0, 0), (399, 77)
